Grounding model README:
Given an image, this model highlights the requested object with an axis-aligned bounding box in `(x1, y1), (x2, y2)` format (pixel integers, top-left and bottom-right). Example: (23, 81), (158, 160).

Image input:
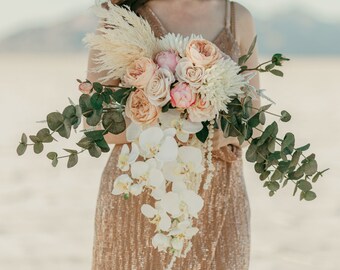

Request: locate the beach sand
(0, 53), (339, 270)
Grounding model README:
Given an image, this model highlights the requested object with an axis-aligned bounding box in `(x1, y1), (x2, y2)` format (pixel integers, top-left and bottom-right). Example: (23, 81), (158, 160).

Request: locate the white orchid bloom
(139, 126), (178, 162)
(126, 121), (143, 142)
(168, 220), (199, 240)
(117, 143), (139, 171)
(111, 174), (133, 195)
(141, 203), (172, 231)
(163, 146), (205, 182)
(160, 182), (204, 219)
(130, 182), (145, 196)
(152, 233), (171, 252)
(159, 110), (203, 142)
(130, 160), (166, 199)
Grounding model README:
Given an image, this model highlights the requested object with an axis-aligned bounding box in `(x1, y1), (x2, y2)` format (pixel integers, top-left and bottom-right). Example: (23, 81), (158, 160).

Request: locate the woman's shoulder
(231, 1), (256, 47)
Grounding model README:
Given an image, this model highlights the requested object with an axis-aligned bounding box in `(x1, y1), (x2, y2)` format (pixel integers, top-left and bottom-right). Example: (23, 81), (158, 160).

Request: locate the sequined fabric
(91, 1), (251, 269)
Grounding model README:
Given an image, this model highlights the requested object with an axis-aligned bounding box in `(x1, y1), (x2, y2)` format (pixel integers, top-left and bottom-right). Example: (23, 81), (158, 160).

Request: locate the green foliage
(102, 111), (126, 134)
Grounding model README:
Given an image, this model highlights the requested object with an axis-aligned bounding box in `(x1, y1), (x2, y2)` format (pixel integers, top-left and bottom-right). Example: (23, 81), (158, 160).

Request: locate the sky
(0, 0), (339, 39)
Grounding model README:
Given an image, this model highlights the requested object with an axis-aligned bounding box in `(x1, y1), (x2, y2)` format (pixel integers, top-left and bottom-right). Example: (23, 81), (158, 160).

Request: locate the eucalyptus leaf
(93, 82), (103, 93)
(270, 69), (284, 77)
(280, 110), (291, 122)
(268, 181), (280, 191)
(304, 160), (318, 176)
(297, 180), (313, 192)
(37, 128), (53, 143)
(86, 108), (103, 127)
(47, 152), (58, 160)
(102, 111), (126, 134)
(304, 190), (317, 201)
(88, 144), (102, 158)
(33, 142), (44, 154)
(21, 133), (27, 144)
(52, 157), (58, 167)
(67, 154), (78, 168)
(76, 137), (93, 149)
(47, 112), (64, 131)
(16, 143), (27, 156)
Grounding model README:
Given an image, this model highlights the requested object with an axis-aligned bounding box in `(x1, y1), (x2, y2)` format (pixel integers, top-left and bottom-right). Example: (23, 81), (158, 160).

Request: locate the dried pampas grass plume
(83, 2), (159, 82)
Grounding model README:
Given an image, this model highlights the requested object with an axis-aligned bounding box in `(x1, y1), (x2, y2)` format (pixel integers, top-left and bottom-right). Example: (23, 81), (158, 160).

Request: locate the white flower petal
(139, 127), (164, 157)
(152, 233), (171, 252)
(162, 161), (184, 182)
(156, 136), (178, 162)
(182, 190), (204, 218)
(131, 161), (149, 179)
(178, 146), (203, 169)
(163, 127), (176, 137)
(126, 122), (142, 142)
(130, 183), (144, 196)
(141, 204), (157, 218)
(176, 131), (189, 143)
(148, 168), (165, 187)
(182, 119), (203, 134)
(111, 174), (133, 195)
(160, 192), (181, 217)
(171, 237), (184, 251)
(128, 143), (140, 163)
(159, 212), (172, 231)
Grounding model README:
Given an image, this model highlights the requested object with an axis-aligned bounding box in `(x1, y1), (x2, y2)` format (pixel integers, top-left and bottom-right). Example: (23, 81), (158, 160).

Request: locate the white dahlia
(158, 33), (204, 58)
(198, 55), (248, 113)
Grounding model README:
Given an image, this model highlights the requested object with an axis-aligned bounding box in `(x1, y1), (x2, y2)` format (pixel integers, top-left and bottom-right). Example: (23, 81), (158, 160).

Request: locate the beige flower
(175, 57), (206, 88)
(187, 97), (217, 122)
(185, 39), (222, 68)
(123, 57), (157, 89)
(125, 89), (160, 125)
(145, 67), (175, 106)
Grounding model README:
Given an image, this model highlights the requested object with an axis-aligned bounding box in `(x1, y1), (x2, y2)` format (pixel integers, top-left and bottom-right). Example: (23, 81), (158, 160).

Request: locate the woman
(86, 0), (260, 269)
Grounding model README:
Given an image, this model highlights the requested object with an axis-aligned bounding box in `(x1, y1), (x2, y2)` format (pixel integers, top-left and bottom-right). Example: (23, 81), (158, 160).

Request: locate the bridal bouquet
(16, 2), (328, 263)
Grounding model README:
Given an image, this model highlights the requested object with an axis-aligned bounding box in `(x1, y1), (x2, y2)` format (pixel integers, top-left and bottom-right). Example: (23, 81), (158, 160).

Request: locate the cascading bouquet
(16, 2), (329, 262)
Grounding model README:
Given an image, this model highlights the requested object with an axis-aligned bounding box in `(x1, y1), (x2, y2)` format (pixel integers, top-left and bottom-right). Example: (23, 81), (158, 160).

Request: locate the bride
(86, 0), (260, 269)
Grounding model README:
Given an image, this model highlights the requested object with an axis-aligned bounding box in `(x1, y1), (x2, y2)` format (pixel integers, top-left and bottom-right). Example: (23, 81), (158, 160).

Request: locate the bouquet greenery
(16, 3), (329, 262)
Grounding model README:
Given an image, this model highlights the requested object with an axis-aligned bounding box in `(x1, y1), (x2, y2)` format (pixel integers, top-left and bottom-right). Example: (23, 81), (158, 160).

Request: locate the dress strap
(230, 1), (236, 37)
(225, 0), (231, 31)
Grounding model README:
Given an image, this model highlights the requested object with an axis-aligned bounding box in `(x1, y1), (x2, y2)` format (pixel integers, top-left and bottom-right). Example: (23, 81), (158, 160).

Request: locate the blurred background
(0, 0), (339, 269)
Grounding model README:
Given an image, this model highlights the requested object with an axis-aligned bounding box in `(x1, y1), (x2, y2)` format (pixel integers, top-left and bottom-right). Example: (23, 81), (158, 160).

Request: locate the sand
(0, 53), (339, 270)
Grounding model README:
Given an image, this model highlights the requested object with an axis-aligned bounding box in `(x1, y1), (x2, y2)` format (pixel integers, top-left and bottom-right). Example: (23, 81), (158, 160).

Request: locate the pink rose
(78, 82), (93, 95)
(175, 57), (205, 88)
(123, 57), (157, 89)
(125, 89), (160, 125)
(155, 50), (180, 73)
(187, 97), (217, 122)
(186, 39), (222, 67)
(170, 82), (196, 109)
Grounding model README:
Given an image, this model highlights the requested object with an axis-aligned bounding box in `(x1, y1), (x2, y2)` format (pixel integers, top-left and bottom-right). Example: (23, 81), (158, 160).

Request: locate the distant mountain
(0, 7), (339, 55)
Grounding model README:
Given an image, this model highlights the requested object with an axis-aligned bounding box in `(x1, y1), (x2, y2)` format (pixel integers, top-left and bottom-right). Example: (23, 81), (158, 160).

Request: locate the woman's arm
(212, 2), (261, 150)
(83, 25), (130, 145)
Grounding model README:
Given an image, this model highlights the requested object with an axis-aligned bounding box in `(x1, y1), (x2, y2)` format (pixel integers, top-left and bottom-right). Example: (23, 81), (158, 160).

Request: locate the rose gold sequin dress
(91, 1), (251, 269)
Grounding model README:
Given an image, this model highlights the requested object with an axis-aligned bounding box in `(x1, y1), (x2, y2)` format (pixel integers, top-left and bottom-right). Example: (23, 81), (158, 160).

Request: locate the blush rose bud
(78, 82), (93, 95)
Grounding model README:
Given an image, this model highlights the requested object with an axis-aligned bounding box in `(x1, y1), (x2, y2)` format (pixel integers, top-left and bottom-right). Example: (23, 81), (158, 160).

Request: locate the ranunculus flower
(155, 49), (180, 73)
(144, 67), (175, 106)
(175, 57), (206, 88)
(170, 82), (196, 109)
(125, 89), (160, 125)
(187, 97), (218, 122)
(186, 39), (222, 67)
(78, 82), (93, 94)
(123, 57), (157, 89)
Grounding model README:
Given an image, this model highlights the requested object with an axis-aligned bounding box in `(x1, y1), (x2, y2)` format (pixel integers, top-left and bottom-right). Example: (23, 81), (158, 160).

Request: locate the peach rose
(170, 82), (196, 109)
(187, 97), (217, 122)
(125, 89), (160, 125)
(145, 67), (175, 106)
(123, 57), (157, 89)
(185, 39), (222, 67)
(78, 82), (93, 95)
(155, 49), (180, 73)
(175, 57), (206, 88)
